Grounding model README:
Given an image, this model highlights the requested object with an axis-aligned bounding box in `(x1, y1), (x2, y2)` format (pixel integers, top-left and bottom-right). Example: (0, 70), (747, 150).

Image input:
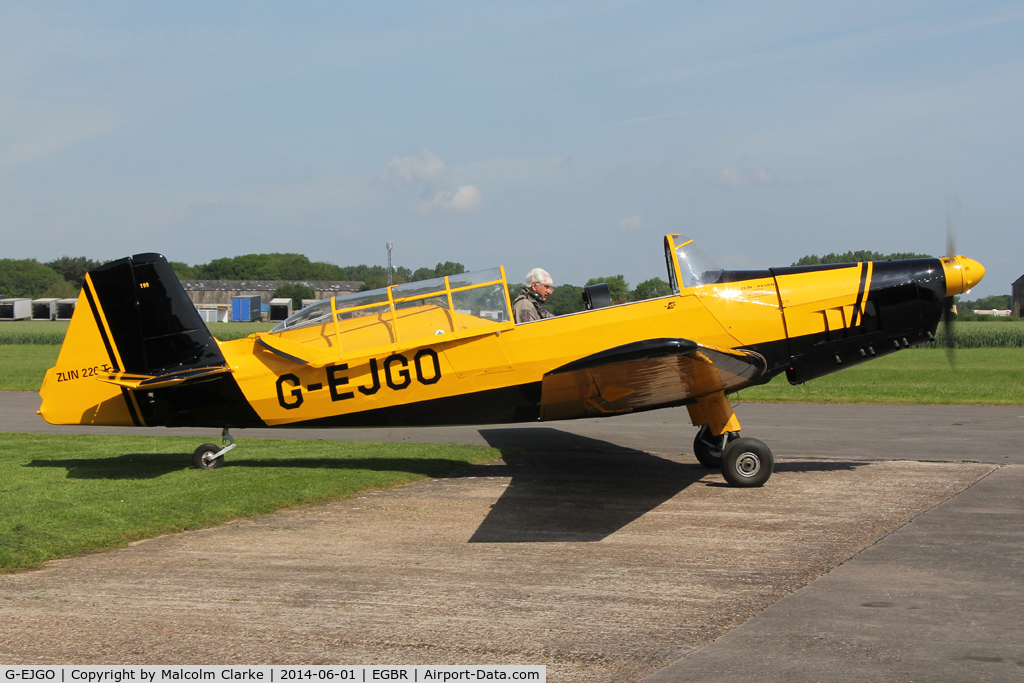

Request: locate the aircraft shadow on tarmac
(464, 427), (701, 543)
(465, 427), (870, 543)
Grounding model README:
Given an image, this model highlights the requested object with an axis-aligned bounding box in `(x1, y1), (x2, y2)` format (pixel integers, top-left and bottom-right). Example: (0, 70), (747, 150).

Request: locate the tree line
(792, 250), (933, 266)
(0, 256), (103, 299)
(0, 253), (472, 300)
(4, 251), (1011, 320)
(0, 251), (675, 312)
(528, 276), (674, 316)
(957, 294), (1012, 313)
(167, 253), (469, 290)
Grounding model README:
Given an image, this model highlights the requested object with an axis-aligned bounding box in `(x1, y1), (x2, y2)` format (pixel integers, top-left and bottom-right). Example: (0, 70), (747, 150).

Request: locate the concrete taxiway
(2, 392), (1022, 681)
(3, 391), (1023, 464)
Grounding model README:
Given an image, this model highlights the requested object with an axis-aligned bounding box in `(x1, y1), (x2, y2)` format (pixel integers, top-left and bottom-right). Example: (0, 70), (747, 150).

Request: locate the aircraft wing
(539, 338), (766, 421)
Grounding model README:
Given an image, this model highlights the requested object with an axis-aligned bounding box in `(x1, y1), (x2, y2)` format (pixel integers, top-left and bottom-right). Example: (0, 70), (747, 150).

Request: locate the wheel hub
(735, 452), (761, 477)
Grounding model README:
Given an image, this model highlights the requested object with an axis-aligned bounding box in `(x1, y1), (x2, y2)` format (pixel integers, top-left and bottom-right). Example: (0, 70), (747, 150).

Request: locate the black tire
(192, 443), (224, 470)
(693, 425), (739, 468)
(721, 437), (773, 487)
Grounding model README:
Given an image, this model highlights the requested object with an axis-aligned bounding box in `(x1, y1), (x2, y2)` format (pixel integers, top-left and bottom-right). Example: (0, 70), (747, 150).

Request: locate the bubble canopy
(270, 267), (512, 353)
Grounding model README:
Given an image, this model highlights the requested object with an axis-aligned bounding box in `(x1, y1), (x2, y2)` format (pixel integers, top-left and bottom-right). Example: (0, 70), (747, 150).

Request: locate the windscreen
(674, 237), (723, 289)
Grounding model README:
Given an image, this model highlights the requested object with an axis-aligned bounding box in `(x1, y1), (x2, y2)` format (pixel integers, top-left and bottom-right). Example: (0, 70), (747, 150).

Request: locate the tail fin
(86, 253), (225, 374)
(39, 253), (227, 426)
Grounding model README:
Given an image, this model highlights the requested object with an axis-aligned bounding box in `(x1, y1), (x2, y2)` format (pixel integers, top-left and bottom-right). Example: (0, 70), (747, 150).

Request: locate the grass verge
(0, 433), (500, 572)
(736, 348), (1024, 405)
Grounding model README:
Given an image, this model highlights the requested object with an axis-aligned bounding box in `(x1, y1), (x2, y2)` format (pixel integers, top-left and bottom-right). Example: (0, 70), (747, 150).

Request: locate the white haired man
(512, 268), (555, 323)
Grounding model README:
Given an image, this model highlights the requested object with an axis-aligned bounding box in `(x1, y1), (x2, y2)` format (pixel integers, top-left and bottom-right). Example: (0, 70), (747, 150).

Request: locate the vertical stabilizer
(87, 253), (225, 374)
(39, 253), (227, 426)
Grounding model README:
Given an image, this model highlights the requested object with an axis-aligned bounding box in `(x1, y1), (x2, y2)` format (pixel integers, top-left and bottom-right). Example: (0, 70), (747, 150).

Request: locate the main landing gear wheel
(693, 425), (739, 469)
(192, 443), (224, 470)
(721, 437), (774, 487)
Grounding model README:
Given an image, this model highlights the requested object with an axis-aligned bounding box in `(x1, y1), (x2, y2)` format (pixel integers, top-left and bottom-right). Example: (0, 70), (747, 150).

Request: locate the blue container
(231, 295), (263, 322)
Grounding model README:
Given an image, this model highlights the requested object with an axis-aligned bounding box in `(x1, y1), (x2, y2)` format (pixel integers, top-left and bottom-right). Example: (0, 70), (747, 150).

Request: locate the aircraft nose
(942, 255), (986, 296)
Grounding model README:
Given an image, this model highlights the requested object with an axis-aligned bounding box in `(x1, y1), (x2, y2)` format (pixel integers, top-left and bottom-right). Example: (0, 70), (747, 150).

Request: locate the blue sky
(1, 1), (1021, 297)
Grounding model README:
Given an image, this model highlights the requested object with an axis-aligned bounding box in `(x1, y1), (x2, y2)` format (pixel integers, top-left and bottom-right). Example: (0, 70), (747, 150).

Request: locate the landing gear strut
(688, 392), (774, 487)
(192, 427), (236, 470)
(693, 425), (739, 469)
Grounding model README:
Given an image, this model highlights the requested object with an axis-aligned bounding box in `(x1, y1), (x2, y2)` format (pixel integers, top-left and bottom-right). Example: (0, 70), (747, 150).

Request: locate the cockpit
(269, 235), (724, 353)
(270, 267), (513, 354)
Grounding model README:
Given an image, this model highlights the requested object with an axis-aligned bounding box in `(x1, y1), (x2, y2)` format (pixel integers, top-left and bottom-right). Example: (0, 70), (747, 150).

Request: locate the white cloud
(716, 167), (776, 187)
(415, 184), (483, 214)
(448, 184), (482, 212)
(382, 150), (482, 213)
(618, 214), (645, 231)
(381, 149), (448, 184)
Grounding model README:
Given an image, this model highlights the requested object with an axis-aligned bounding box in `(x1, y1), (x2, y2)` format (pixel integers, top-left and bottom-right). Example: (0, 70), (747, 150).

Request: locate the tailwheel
(192, 427), (236, 470)
(192, 443), (223, 470)
(721, 437), (773, 487)
(693, 424), (739, 469)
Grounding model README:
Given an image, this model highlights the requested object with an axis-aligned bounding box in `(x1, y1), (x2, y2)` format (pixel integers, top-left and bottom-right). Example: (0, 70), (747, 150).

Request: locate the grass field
(737, 348), (1024, 405)
(0, 345), (58, 391)
(0, 320), (275, 344)
(0, 433), (500, 572)
(926, 320), (1024, 348)
(0, 321), (67, 345)
(4, 345), (1023, 404)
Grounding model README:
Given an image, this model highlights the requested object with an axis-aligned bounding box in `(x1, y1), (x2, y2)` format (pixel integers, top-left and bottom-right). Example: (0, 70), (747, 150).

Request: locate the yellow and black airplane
(38, 235), (985, 487)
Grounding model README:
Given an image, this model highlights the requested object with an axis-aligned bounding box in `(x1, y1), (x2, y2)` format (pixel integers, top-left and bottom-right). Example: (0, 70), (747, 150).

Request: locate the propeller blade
(943, 192), (960, 367)
(946, 193), (959, 255)
(943, 296), (956, 368)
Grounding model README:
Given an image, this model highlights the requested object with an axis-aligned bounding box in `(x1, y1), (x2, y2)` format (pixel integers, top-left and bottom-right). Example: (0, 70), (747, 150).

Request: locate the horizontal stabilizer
(99, 366), (232, 390)
(540, 338), (766, 421)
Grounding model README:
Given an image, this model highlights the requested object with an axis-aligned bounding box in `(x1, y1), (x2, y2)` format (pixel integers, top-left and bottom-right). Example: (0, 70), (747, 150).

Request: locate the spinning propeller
(939, 195), (985, 367)
(943, 201), (958, 365)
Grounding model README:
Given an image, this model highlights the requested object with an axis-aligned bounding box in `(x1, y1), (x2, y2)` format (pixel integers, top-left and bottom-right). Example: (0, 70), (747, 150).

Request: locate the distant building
(1013, 274), (1024, 318)
(181, 280), (363, 309)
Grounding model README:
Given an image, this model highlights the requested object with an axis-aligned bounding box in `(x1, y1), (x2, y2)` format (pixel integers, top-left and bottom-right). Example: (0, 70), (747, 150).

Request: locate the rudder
(39, 253), (227, 426)
(87, 253), (225, 374)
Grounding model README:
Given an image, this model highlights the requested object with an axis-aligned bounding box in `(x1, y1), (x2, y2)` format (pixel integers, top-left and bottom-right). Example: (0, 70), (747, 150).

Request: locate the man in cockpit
(512, 268), (555, 323)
